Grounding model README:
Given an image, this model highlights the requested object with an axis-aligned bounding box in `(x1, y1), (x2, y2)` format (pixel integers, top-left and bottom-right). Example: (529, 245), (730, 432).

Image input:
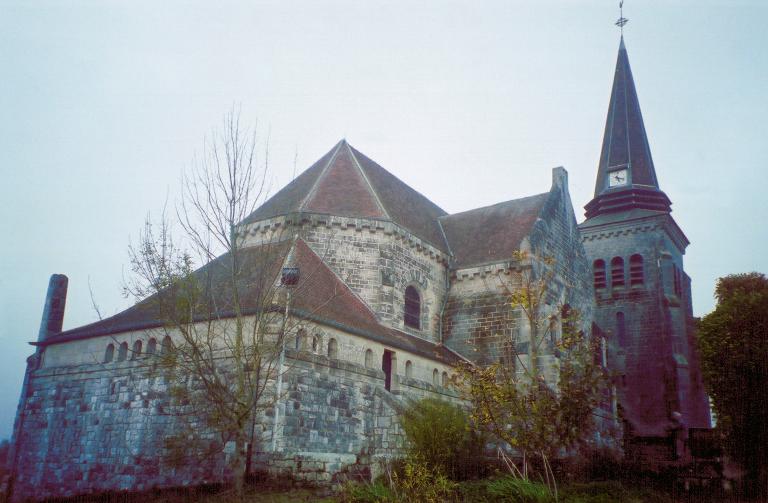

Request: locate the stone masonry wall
(581, 214), (710, 441)
(10, 319), (459, 502)
(241, 216), (449, 343)
(444, 171), (595, 375)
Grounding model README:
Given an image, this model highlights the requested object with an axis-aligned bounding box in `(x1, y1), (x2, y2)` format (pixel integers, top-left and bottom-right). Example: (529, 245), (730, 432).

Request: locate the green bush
(559, 481), (673, 503)
(338, 480), (396, 503)
(485, 476), (553, 503)
(399, 398), (484, 480)
(393, 456), (457, 502)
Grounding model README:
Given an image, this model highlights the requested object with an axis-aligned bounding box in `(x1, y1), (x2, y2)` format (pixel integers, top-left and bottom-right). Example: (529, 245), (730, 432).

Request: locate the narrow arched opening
(117, 342), (128, 362)
(630, 254), (644, 286)
(593, 259), (606, 290)
(404, 286), (421, 329)
(365, 349), (373, 368)
(131, 340), (142, 360)
(104, 344), (115, 363)
(611, 257), (625, 288)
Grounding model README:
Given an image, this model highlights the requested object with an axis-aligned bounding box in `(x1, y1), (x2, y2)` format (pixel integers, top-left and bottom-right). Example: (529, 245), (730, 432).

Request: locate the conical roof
(242, 140), (449, 251)
(585, 38), (671, 219)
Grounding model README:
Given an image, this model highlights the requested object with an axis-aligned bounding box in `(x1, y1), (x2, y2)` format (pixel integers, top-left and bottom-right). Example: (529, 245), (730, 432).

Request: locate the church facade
(8, 37), (709, 501)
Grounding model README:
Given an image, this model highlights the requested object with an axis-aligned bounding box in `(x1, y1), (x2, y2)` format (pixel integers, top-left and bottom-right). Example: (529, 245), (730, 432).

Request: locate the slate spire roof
(584, 37), (672, 219)
(242, 140), (449, 252)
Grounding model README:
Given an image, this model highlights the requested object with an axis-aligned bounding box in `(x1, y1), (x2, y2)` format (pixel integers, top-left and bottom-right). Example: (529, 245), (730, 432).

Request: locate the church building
(7, 34), (709, 502)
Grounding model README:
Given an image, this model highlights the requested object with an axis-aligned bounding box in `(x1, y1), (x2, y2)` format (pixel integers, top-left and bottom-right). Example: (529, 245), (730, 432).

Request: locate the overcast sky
(1, 0), (766, 440)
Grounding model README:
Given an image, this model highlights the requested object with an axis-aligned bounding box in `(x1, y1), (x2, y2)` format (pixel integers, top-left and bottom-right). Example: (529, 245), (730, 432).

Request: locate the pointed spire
(596, 37), (659, 194)
(585, 38), (671, 219)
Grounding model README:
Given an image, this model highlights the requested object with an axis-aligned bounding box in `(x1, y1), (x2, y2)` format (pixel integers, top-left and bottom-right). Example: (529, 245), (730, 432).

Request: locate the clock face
(609, 168), (628, 187)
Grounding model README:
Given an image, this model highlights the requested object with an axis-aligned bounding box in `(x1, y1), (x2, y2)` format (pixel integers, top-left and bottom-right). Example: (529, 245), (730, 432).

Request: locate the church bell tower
(579, 35), (710, 458)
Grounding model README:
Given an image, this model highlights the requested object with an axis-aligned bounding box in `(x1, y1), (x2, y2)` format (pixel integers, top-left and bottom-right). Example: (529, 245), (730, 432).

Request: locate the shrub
(485, 476), (552, 503)
(399, 398), (484, 480)
(338, 480), (396, 503)
(393, 456), (457, 503)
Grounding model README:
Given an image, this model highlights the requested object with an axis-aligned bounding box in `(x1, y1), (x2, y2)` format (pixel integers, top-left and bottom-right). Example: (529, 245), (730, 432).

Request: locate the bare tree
(124, 108), (338, 498)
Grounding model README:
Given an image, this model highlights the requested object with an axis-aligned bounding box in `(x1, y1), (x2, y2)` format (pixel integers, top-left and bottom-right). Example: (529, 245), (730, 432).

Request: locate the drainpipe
(271, 289), (291, 453)
(437, 257), (454, 345)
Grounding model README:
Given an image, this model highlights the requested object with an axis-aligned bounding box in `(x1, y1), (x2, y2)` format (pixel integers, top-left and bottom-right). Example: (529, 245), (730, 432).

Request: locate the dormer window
(404, 286), (421, 329)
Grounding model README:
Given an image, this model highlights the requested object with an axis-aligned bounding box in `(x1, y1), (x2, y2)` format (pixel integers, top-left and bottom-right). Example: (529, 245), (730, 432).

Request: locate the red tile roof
(241, 140), (450, 252)
(303, 145), (387, 218)
(48, 239), (460, 365)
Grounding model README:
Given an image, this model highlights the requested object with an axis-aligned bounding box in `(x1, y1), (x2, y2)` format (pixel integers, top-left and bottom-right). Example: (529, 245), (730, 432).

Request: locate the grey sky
(1, 1), (766, 440)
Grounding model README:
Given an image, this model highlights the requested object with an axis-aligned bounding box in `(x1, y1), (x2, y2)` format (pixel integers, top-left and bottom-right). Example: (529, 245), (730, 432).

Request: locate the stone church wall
(443, 169), (595, 373)
(241, 216), (449, 343)
(9, 319), (458, 502)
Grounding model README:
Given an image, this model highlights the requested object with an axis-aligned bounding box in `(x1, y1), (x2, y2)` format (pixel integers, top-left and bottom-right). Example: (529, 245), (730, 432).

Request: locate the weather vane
(615, 0), (628, 34)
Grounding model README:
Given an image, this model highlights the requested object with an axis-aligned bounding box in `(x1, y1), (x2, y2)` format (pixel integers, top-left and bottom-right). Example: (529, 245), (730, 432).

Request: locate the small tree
(698, 272), (768, 497)
(399, 398), (484, 480)
(124, 108), (336, 498)
(458, 251), (606, 486)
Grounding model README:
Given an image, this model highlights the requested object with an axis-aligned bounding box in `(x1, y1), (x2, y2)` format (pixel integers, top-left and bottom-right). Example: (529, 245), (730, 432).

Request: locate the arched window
(295, 329), (306, 351)
(442, 371), (449, 387)
(312, 335), (320, 353)
(146, 338), (157, 356)
(616, 312), (627, 347)
(610, 257), (625, 288)
(432, 369), (439, 387)
(131, 340), (142, 359)
(405, 360), (413, 379)
(161, 336), (173, 355)
(593, 259), (607, 289)
(404, 286), (421, 329)
(117, 342), (128, 362)
(673, 264), (683, 296)
(327, 338), (338, 359)
(629, 254), (644, 286)
(104, 344), (115, 363)
(365, 349), (373, 368)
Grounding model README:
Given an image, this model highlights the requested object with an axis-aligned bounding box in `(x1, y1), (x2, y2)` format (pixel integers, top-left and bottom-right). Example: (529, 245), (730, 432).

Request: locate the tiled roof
(303, 145), (387, 218)
(349, 146), (449, 251)
(241, 141), (450, 252)
(440, 193), (549, 268)
(52, 240), (293, 341)
(241, 146), (337, 223)
(48, 239), (460, 365)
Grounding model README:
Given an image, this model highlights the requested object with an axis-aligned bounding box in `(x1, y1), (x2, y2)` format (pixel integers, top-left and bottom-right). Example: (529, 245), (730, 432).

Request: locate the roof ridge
(436, 219), (455, 259)
(297, 140), (345, 212)
(440, 192), (549, 219)
(345, 142), (391, 220)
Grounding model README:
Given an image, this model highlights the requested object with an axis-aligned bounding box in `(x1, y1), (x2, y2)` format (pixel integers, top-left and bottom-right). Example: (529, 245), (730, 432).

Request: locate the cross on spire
(615, 0), (628, 35)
